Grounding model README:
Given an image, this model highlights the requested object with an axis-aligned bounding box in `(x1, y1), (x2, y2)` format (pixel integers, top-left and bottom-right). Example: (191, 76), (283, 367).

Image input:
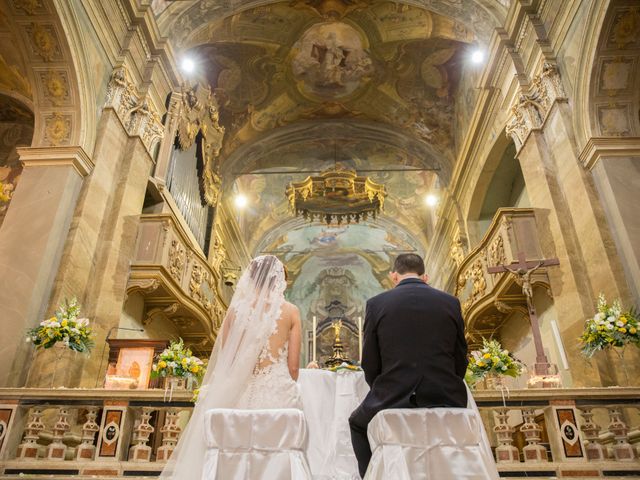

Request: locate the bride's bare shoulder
(281, 301), (300, 316)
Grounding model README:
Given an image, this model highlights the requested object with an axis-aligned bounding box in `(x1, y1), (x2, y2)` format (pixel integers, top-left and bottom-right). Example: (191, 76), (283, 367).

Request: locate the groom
(349, 253), (469, 477)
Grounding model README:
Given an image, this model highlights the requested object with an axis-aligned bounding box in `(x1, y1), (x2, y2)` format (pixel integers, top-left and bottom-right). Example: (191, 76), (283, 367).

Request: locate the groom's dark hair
(392, 253), (425, 276)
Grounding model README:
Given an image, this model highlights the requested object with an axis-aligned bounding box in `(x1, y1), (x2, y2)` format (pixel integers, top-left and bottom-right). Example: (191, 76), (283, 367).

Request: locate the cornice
(578, 137), (640, 171)
(17, 145), (94, 177)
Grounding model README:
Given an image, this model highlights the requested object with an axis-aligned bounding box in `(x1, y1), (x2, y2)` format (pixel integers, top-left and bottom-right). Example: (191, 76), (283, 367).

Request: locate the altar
(298, 368), (369, 480)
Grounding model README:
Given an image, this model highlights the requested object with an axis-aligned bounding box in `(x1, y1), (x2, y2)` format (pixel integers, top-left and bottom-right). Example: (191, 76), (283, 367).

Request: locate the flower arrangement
(579, 294), (639, 358)
(151, 338), (205, 382)
(466, 338), (523, 385)
(26, 298), (94, 353)
(0, 180), (13, 204)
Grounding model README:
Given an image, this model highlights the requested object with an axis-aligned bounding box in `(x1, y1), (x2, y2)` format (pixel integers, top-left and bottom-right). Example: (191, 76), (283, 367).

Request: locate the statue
(332, 319), (343, 343)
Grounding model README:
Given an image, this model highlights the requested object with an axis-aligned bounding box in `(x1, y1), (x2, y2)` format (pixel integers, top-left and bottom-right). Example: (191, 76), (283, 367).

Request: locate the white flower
(616, 320), (624, 327)
(168, 361), (177, 369)
(594, 313), (604, 321)
(77, 318), (90, 327)
(606, 323), (614, 330)
(70, 327), (80, 335)
(501, 365), (507, 371)
(607, 316), (616, 324)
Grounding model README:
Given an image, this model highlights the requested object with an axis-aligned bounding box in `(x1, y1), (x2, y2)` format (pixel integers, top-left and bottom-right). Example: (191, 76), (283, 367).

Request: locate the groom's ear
(421, 274), (429, 284)
(389, 271), (398, 285)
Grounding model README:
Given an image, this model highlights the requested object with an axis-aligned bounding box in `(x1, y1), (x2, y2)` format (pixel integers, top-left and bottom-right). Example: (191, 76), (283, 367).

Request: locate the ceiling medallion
(286, 164), (386, 225)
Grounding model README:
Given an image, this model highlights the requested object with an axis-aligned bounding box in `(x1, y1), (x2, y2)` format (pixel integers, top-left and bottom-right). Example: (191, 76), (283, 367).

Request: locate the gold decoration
(175, 84), (225, 206)
(13, 0), (43, 15)
(486, 235), (506, 267)
(286, 164), (387, 225)
(29, 23), (59, 62)
(41, 70), (68, 106)
(168, 239), (186, 282)
(44, 112), (71, 146)
(612, 8), (640, 49)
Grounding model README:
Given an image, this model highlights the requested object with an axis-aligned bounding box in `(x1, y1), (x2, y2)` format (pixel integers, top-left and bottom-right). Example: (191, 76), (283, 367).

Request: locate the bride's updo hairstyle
(247, 255), (285, 293)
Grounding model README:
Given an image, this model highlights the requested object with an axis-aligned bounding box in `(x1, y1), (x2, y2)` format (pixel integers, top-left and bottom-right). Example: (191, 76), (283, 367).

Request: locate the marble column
(0, 146), (93, 387)
(583, 139), (640, 305)
(25, 108), (155, 388)
(516, 102), (631, 386)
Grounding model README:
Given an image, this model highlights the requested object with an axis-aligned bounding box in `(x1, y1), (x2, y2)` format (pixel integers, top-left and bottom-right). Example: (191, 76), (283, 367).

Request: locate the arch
(466, 131), (528, 244)
(220, 119), (452, 182)
(0, 0), (95, 152)
(574, 0), (640, 146)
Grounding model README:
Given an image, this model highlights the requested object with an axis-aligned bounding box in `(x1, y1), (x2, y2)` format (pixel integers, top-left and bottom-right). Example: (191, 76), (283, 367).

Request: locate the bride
(160, 255), (303, 479)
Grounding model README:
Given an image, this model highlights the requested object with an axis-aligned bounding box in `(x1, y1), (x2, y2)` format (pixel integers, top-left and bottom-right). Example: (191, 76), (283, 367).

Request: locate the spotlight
(234, 194), (248, 209)
(471, 49), (484, 64)
(425, 194), (439, 207)
(181, 57), (195, 74)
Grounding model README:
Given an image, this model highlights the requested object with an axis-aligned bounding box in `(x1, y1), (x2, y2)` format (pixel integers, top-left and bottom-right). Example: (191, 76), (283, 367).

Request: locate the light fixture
(286, 164), (387, 225)
(234, 194), (248, 209)
(181, 57), (195, 74)
(425, 194), (439, 207)
(471, 49), (484, 64)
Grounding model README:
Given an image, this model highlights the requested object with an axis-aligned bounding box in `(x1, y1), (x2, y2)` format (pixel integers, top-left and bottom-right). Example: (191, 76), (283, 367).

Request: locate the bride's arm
(287, 305), (302, 381)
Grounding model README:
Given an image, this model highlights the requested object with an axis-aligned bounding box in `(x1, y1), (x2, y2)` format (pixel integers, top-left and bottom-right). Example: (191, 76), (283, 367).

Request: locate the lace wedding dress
(236, 327), (302, 409)
(159, 255), (302, 479)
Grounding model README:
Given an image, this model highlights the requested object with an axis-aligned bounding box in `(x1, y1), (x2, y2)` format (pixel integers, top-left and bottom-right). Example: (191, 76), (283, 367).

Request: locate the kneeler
(203, 408), (313, 480)
(364, 407), (500, 480)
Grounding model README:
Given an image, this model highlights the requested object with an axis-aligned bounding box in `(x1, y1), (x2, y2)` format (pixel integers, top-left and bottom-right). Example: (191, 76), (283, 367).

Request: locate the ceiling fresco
(176, 1), (482, 177)
(154, 0), (502, 355)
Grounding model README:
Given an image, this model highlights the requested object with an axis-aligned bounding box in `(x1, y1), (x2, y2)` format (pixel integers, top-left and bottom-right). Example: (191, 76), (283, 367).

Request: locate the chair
(365, 408), (500, 480)
(202, 408), (313, 480)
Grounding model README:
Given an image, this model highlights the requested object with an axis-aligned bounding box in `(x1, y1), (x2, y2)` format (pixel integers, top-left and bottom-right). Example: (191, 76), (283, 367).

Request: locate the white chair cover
(203, 408), (313, 480)
(364, 408), (500, 480)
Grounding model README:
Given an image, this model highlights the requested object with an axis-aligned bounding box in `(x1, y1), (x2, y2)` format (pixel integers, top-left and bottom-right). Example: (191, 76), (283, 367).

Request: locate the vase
(612, 347), (630, 387)
(163, 376), (187, 402)
(48, 343), (76, 388)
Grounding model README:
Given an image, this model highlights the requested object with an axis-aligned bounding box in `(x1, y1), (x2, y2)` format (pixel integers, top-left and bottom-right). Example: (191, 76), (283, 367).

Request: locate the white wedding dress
(160, 255), (303, 479)
(236, 319), (302, 410)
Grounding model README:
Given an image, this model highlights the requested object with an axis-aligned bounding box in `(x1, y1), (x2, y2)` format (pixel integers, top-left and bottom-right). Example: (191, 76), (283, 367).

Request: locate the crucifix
(487, 251), (559, 376)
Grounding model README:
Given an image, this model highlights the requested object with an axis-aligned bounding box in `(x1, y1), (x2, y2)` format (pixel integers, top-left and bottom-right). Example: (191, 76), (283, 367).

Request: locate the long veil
(160, 255), (287, 479)
(465, 382), (500, 479)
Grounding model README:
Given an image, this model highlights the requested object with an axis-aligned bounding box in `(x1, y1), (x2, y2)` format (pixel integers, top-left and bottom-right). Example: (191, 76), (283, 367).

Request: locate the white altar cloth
(298, 369), (368, 480)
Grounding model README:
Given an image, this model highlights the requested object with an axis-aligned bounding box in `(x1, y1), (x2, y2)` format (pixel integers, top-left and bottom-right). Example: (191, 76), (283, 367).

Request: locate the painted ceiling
(155, 0), (502, 354)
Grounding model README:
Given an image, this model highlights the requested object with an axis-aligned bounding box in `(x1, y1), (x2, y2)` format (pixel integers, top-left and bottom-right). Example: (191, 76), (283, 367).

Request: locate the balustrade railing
(0, 386), (638, 478)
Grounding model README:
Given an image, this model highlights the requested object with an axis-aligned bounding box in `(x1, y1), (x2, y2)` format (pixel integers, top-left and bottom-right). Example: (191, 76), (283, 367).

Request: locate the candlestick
(358, 316), (363, 364)
(312, 316), (317, 363)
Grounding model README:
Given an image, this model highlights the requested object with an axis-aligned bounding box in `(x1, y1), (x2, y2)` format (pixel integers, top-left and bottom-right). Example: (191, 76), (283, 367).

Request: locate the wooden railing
(126, 213), (227, 351)
(0, 386), (639, 478)
(455, 208), (552, 343)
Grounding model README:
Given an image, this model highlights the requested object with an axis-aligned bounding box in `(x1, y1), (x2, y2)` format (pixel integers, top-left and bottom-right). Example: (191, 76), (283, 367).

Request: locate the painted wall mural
(257, 222), (423, 364)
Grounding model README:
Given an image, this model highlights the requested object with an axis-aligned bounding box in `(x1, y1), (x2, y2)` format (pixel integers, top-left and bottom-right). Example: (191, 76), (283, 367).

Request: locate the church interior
(0, 0), (639, 478)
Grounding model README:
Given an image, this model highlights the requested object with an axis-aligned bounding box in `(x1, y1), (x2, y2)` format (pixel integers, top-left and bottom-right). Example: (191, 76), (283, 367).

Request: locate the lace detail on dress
(237, 330), (302, 410)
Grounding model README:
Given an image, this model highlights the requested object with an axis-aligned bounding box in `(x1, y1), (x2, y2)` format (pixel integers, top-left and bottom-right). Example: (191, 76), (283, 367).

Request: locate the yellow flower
(620, 317), (628, 325)
(483, 353), (491, 359)
(630, 327), (637, 334)
(492, 356), (500, 364)
(158, 360), (167, 369)
(181, 358), (189, 366)
(191, 365), (199, 373)
(618, 327), (627, 333)
(477, 361), (486, 367)
(61, 320), (68, 327)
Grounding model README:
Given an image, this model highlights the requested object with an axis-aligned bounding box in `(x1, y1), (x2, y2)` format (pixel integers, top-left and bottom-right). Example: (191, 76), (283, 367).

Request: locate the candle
(358, 316), (363, 364)
(312, 316), (317, 363)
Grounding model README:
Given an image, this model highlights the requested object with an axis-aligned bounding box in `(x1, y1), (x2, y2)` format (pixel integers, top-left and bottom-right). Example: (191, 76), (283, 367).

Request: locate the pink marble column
(0, 146), (93, 387)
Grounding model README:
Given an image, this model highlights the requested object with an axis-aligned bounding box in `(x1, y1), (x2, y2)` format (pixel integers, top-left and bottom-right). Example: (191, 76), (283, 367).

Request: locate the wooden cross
(487, 251), (559, 375)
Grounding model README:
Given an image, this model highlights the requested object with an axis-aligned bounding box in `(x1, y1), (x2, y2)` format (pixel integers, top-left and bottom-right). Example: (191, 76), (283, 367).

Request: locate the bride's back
(255, 301), (296, 371)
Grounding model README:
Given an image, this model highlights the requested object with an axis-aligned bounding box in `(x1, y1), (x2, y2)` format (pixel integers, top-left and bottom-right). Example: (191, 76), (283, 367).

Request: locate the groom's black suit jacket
(351, 278), (468, 427)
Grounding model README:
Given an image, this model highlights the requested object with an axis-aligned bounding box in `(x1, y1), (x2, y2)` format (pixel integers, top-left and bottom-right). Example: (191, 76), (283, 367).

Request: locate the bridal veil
(159, 255), (287, 479)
